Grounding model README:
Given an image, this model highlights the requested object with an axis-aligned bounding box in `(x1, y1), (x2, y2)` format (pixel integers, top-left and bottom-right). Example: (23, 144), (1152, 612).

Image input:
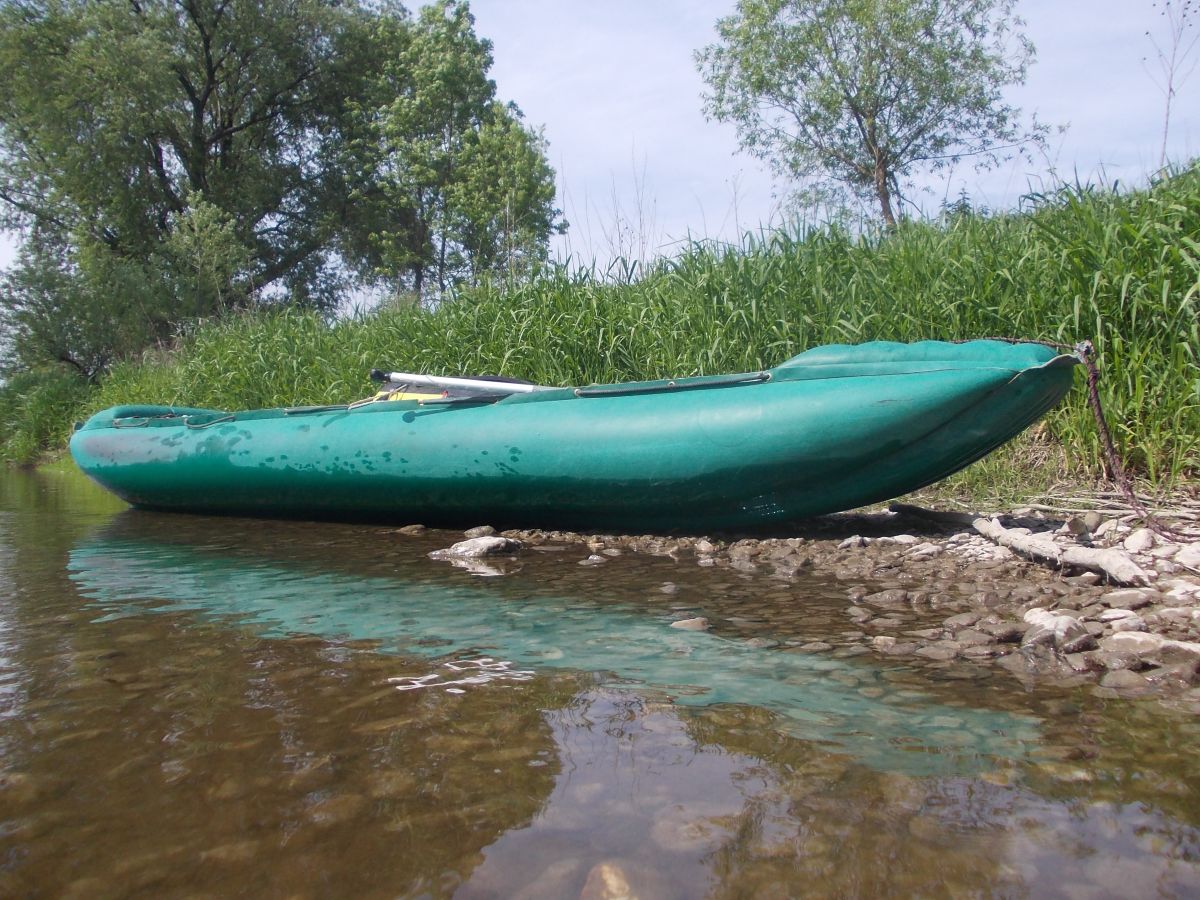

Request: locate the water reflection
(68, 514), (1039, 775)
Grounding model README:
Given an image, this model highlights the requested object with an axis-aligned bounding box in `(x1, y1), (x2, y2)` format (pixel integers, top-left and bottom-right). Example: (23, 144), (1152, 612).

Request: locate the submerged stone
(429, 536), (523, 559)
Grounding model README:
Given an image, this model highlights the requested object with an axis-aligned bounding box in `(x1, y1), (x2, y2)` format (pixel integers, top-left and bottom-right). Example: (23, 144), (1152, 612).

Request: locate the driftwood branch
(889, 503), (1152, 586)
(971, 517), (1150, 586)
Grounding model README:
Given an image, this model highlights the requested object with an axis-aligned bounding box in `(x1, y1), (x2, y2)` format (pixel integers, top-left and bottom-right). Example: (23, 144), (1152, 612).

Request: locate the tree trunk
(874, 158), (896, 226)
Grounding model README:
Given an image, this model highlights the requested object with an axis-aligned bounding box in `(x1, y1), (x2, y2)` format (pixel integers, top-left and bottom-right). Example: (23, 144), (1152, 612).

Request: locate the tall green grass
(7, 165), (1200, 490)
(0, 368), (85, 465)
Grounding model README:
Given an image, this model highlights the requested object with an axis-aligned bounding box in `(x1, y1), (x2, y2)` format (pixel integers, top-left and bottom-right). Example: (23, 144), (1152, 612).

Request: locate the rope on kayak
(182, 414), (235, 429)
(282, 404), (350, 415)
(575, 371), (771, 398)
(957, 336), (1188, 540)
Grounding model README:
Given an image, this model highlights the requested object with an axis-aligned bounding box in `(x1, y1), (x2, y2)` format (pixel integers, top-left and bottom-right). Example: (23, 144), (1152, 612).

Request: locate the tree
(449, 106), (562, 283)
(0, 0), (563, 372)
(696, 0), (1042, 225)
(360, 0), (562, 298)
(1144, 0), (1199, 169)
(0, 0), (381, 310)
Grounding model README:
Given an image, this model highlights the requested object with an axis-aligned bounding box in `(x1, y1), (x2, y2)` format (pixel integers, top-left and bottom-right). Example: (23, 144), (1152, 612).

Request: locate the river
(2, 465), (1198, 897)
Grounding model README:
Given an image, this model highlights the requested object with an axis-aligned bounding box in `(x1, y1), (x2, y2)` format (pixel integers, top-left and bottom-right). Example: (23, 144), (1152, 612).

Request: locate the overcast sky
(2, 0), (1197, 270)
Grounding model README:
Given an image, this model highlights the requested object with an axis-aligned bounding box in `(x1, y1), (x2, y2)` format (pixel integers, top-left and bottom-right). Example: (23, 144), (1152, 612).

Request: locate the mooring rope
(957, 336), (1190, 540)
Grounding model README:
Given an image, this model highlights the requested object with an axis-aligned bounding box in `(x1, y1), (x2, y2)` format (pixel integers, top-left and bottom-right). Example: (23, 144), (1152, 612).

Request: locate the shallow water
(2, 465), (1200, 898)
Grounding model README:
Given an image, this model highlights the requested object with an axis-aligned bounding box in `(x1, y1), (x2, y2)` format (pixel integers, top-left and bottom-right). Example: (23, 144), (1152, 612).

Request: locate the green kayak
(70, 339), (1078, 531)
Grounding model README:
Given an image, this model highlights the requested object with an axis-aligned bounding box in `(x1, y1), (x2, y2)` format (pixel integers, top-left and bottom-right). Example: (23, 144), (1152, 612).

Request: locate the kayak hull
(69, 340), (1078, 531)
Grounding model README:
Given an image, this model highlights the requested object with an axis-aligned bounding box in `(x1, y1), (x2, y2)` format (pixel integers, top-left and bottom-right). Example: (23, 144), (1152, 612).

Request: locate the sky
(2, 0), (1197, 271)
(466, 0), (1200, 264)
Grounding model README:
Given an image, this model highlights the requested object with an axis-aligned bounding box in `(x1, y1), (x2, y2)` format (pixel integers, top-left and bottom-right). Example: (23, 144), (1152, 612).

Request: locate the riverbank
(5, 167), (1199, 491)
(420, 497), (1200, 706)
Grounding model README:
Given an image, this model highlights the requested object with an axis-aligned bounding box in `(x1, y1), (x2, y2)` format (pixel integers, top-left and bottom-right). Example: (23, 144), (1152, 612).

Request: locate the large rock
(1100, 669), (1152, 691)
(863, 589), (910, 609)
(1175, 542), (1200, 568)
(1099, 588), (1158, 610)
(429, 536), (523, 559)
(1099, 631), (1200, 663)
(1021, 608), (1095, 652)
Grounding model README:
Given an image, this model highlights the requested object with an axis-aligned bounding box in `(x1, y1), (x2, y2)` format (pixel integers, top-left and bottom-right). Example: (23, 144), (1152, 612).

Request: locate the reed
(6, 164), (1198, 495)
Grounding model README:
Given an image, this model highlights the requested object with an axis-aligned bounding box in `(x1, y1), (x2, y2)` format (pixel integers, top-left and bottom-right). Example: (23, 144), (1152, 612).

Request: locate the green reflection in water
(68, 522), (1041, 776)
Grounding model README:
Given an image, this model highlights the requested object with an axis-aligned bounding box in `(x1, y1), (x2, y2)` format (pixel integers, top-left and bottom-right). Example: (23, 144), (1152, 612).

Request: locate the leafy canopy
(0, 0), (562, 376)
(696, 0), (1043, 224)
(356, 0), (562, 296)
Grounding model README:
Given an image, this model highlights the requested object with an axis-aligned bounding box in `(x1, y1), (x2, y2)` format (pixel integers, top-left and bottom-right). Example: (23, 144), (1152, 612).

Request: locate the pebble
(943, 612), (982, 629)
(945, 628), (987, 647)
(1066, 516), (1090, 535)
(307, 793), (367, 826)
(1022, 609), (1093, 652)
(463, 525), (496, 538)
(670, 617), (709, 631)
(1123, 528), (1156, 553)
(1163, 579), (1200, 600)
(977, 621), (1024, 642)
(578, 864), (643, 897)
(200, 840), (260, 864)
(914, 645), (958, 661)
(1110, 616), (1148, 633)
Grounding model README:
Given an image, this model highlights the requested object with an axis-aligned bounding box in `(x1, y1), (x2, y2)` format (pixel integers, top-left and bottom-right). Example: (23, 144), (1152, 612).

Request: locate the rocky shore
(422, 503), (1200, 705)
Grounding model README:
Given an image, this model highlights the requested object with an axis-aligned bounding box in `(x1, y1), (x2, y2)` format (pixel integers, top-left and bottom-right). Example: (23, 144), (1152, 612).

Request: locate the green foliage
(0, 232), (165, 379)
(0, 0), (367, 302)
(0, 366), (90, 464)
(160, 194), (254, 319)
(356, 0), (562, 297)
(696, 0), (1042, 224)
(10, 166), (1199, 492)
(0, 0), (562, 373)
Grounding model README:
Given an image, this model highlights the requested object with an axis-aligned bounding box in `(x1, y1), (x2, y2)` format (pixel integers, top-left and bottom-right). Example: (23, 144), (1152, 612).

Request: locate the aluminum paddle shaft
(372, 370), (551, 394)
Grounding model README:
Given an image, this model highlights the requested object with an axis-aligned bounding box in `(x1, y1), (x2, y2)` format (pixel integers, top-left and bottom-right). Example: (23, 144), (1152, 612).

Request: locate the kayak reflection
(67, 517), (1040, 775)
